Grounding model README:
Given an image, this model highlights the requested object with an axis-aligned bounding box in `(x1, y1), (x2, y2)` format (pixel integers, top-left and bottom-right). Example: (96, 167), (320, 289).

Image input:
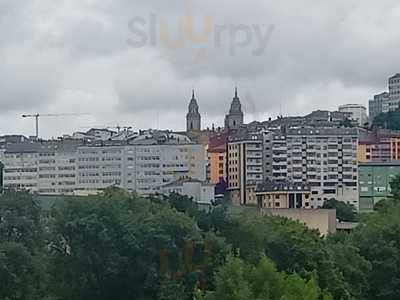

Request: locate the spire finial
(235, 86), (238, 98)
(192, 89), (195, 99)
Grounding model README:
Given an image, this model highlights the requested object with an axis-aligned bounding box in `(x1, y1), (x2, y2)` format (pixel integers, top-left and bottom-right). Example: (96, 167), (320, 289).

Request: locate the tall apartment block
(369, 92), (390, 121)
(388, 73), (400, 111)
(227, 129), (264, 206)
(283, 128), (359, 208)
(368, 74), (400, 120)
(227, 127), (359, 209)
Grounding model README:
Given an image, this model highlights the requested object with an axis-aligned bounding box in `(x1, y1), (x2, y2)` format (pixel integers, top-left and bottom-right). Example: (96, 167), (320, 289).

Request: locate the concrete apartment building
(267, 128), (359, 208)
(0, 140), (79, 194)
(368, 74), (400, 120)
(226, 126), (359, 209)
(338, 104), (368, 126)
(369, 92), (390, 121)
(388, 73), (400, 111)
(0, 132), (207, 196)
(284, 128), (359, 208)
(227, 129), (264, 206)
(358, 161), (400, 213)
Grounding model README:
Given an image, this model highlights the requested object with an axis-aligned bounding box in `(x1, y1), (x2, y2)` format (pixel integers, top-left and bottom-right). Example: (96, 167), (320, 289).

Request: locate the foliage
(2, 188), (400, 299)
(200, 254), (329, 300)
(351, 202), (400, 300)
(322, 198), (358, 222)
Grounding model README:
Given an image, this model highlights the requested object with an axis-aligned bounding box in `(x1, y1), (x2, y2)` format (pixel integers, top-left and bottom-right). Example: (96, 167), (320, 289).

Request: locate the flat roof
(359, 161), (400, 166)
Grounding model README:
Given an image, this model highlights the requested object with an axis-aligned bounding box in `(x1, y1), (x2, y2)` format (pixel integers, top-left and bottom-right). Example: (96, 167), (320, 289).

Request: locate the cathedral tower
(186, 90), (201, 132)
(225, 87), (244, 129)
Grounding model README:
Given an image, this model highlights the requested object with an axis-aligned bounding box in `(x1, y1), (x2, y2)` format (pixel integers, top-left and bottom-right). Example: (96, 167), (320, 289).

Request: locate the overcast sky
(1, 0), (400, 138)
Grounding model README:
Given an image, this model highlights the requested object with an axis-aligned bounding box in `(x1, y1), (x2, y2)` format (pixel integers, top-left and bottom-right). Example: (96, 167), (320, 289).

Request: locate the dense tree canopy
(0, 187), (400, 299)
(322, 198), (357, 222)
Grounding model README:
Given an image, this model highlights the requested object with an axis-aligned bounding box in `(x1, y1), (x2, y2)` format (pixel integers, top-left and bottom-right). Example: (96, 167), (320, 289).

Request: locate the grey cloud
(1, 0), (400, 138)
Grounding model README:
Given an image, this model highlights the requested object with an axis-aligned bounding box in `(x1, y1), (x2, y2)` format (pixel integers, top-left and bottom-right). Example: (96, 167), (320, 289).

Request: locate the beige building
(256, 180), (311, 209)
(262, 208), (337, 236)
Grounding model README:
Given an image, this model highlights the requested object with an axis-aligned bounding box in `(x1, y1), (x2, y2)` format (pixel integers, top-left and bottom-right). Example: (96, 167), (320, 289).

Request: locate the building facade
(227, 130), (263, 206)
(388, 73), (400, 111)
(369, 92), (389, 121)
(358, 129), (400, 162)
(270, 128), (359, 209)
(161, 177), (215, 204)
(256, 179), (311, 209)
(0, 132), (207, 196)
(359, 161), (400, 213)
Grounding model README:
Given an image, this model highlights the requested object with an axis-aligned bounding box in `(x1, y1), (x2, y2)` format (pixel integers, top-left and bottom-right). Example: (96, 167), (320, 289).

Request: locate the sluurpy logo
(127, 4), (274, 61)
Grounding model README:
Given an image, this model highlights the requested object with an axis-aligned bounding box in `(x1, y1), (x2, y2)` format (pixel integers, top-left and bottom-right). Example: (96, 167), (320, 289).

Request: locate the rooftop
(256, 179), (310, 193)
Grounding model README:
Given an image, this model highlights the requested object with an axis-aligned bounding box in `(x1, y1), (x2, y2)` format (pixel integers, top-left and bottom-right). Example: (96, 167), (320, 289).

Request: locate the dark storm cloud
(1, 0), (400, 137)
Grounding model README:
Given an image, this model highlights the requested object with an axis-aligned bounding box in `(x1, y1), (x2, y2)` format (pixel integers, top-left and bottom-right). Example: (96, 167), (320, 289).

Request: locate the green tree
(0, 191), (43, 250)
(221, 215), (352, 299)
(351, 202), (400, 300)
(202, 254), (328, 300)
(48, 189), (229, 300)
(322, 199), (357, 222)
(390, 174), (400, 200)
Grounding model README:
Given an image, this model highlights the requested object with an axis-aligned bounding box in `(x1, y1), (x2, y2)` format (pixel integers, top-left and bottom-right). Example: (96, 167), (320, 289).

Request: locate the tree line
(2, 178), (400, 299)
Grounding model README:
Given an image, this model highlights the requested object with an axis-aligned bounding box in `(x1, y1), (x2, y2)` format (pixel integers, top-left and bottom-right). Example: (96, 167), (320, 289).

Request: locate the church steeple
(186, 89), (201, 132)
(225, 87), (244, 129)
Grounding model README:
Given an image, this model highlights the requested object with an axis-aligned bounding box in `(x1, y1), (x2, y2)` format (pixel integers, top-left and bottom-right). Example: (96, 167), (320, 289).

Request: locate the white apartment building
(283, 128), (359, 209)
(338, 104), (368, 126)
(226, 127), (359, 210)
(0, 132), (207, 196)
(0, 141), (78, 194)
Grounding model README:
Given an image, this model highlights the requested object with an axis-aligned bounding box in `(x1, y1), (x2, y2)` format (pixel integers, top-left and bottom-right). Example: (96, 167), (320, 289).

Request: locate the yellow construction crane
(22, 113), (90, 139)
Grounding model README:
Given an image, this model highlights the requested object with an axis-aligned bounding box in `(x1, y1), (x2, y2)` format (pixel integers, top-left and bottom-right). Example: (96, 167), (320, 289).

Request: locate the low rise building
(256, 179), (311, 209)
(161, 177), (215, 204)
(261, 208), (337, 236)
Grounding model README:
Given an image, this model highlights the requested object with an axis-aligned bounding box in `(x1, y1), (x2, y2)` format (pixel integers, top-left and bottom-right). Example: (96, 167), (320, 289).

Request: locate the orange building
(207, 132), (228, 185)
